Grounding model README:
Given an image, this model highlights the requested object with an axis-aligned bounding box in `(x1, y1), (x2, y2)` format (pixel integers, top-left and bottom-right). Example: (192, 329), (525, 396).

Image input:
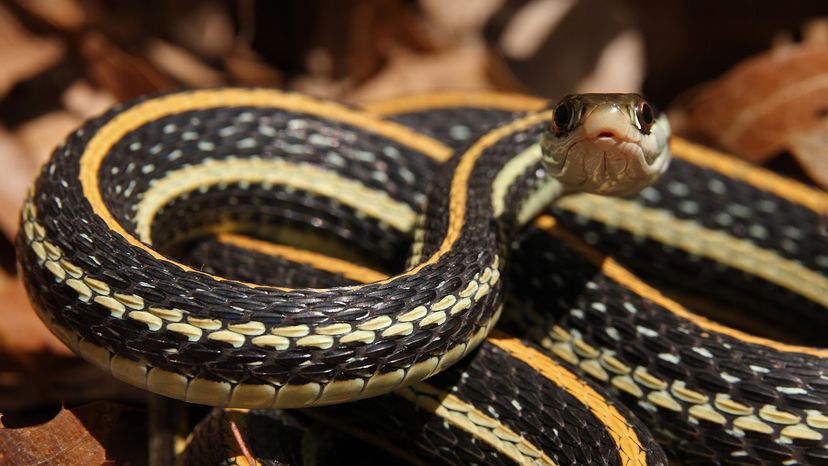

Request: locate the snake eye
(551, 98), (575, 133)
(636, 99), (655, 133)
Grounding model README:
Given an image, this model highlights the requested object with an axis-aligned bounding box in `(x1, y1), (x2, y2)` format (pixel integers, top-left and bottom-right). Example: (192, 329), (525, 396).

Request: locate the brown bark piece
(0, 4), (65, 99)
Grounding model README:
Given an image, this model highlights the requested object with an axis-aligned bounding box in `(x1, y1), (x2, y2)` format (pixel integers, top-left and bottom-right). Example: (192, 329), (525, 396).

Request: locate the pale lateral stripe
(134, 158), (417, 243)
(492, 143), (544, 218)
(523, 311), (828, 439)
(517, 180), (564, 226)
(557, 195), (828, 308)
(25, 196), (502, 405)
(398, 383), (557, 466)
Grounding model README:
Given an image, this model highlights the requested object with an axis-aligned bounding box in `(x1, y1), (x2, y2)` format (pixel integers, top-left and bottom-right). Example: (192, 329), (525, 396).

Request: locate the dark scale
(310, 343), (665, 466)
(389, 108), (525, 151)
(394, 107), (828, 315)
(548, 159), (828, 300)
(151, 183), (411, 272)
(20, 97), (488, 391)
(626, 159), (828, 276)
(184, 236), (377, 288)
(98, 106), (436, 242)
(18, 91), (828, 466)
(549, 211), (828, 346)
(503, 224), (828, 465)
(191, 186), (666, 466)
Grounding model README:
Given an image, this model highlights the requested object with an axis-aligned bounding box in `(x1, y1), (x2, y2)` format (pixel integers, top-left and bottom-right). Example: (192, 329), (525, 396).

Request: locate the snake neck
(413, 114), (560, 268)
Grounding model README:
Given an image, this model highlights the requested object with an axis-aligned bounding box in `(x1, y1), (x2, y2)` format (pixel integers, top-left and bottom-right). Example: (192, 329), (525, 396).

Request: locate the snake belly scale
(17, 88), (667, 410)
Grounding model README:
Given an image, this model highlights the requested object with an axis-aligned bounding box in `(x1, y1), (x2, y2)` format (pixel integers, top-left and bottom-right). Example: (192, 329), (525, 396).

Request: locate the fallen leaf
(0, 4), (65, 99)
(786, 118), (828, 189)
(420, 0), (503, 43)
(0, 277), (70, 356)
(145, 39), (227, 88)
(575, 28), (645, 94)
(80, 31), (175, 101)
(498, 0), (576, 60)
(11, 0), (86, 31)
(803, 18), (828, 46)
(671, 43), (828, 162)
(223, 41), (284, 87)
(61, 80), (116, 119)
(0, 128), (37, 238)
(167, 0), (235, 60)
(15, 110), (81, 167)
(0, 403), (134, 465)
(345, 40), (493, 103)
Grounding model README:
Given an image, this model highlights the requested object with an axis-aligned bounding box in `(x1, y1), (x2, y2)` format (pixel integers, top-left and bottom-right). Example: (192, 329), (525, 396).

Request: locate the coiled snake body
(17, 89), (828, 465)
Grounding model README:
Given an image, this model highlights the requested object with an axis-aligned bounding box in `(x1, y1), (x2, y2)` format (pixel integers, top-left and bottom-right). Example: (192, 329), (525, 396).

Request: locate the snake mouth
(541, 94), (672, 197)
(545, 134), (657, 196)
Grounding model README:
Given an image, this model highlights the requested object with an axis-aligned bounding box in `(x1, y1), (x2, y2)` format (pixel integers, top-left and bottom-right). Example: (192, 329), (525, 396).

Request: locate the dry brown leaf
(0, 129), (37, 238)
(672, 43), (828, 162)
(0, 277), (70, 356)
(224, 41), (284, 87)
(0, 4), (65, 98)
(0, 354), (146, 411)
(803, 18), (828, 46)
(62, 80), (116, 119)
(420, 0), (503, 44)
(15, 111), (81, 167)
(168, 0), (235, 60)
(0, 403), (125, 464)
(491, 0), (641, 98)
(346, 40), (493, 103)
(786, 118), (828, 189)
(145, 39), (227, 88)
(575, 29), (645, 94)
(499, 0), (576, 60)
(81, 32), (175, 101)
(12, 0), (86, 31)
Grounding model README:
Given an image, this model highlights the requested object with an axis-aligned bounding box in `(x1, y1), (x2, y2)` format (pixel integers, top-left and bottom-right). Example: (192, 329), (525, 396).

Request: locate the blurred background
(0, 0), (826, 463)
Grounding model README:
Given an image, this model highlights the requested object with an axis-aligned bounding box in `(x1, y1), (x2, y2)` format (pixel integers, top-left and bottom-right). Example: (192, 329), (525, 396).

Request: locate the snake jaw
(541, 94), (672, 197)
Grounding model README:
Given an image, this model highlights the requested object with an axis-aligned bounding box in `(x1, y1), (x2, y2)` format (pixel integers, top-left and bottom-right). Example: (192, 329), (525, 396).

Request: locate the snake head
(540, 93), (671, 197)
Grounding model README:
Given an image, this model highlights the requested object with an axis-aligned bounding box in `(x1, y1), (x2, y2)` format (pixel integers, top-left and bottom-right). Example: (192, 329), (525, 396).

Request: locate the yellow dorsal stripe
(134, 158), (417, 242)
(556, 195), (828, 308)
(488, 332), (649, 466)
(398, 383), (558, 466)
(77, 89), (449, 286)
(401, 111), (552, 280)
(362, 91), (548, 116)
(670, 138), (828, 214)
(225, 235), (636, 464)
(535, 215), (828, 357)
(217, 233), (388, 284)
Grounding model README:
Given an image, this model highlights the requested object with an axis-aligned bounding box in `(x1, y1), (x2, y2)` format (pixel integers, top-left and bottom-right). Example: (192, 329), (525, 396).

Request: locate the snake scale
(16, 88), (828, 465)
